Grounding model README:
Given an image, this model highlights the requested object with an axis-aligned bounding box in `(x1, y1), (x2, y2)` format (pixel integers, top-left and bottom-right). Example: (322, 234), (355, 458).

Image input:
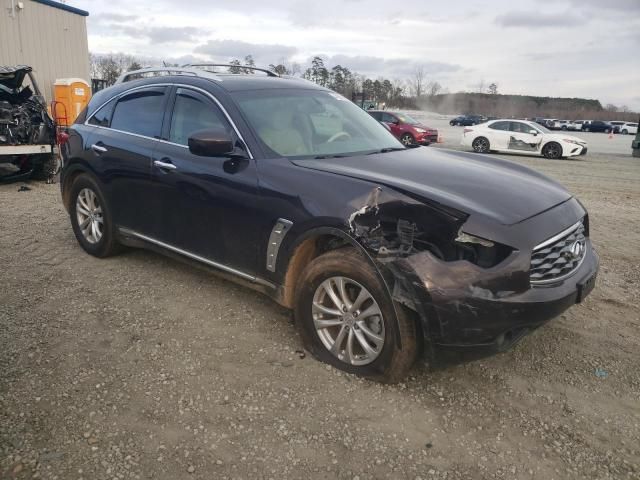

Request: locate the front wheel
(294, 248), (417, 383)
(69, 174), (120, 257)
(472, 136), (490, 153)
(542, 141), (563, 159)
(400, 133), (414, 146)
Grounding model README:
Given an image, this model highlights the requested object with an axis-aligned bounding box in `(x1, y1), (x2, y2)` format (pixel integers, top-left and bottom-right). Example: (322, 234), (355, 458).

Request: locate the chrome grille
(530, 221), (586, 284)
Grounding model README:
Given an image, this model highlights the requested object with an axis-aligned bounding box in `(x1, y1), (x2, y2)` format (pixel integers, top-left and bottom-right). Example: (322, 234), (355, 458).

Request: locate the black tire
(561, 126), (567, 130)
(69, 174), (120, 258)
(400, 133), (414, 146)
(472, 136), (490, 153)
(30, 153), (59, 181)
(294, 248), (417, 383)
(604, 128), (611, 134)
(542, 141), (563, 159)
(621, 129), (628, 135)
(584, 127), (590, 132)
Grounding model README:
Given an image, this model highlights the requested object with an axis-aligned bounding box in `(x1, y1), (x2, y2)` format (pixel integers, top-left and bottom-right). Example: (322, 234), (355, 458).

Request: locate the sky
(70, 0), (640, 110)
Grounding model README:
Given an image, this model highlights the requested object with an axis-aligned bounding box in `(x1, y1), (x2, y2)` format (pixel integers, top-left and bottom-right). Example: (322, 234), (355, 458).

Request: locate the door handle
(91, 143), (107, 154)
(153, 159), (177, 171)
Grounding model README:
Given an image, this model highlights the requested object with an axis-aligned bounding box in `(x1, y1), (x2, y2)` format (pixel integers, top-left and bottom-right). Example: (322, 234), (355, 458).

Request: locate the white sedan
(620, 122), (638, 135)
(461, 119), (588, 159)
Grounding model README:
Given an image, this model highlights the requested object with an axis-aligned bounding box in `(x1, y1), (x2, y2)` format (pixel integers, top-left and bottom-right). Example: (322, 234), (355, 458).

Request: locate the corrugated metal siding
(0, 0), (90, 103)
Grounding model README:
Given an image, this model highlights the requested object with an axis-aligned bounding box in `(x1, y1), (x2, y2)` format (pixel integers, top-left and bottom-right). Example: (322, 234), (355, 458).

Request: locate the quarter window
(110, 88), (167, 138)
(88, 99), (116, 127)
(381, 113), (397, 123)
(168, 88), (229, 146)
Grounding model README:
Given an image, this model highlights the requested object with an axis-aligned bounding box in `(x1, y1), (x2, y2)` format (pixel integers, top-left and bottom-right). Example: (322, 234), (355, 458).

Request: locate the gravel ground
(1, 141), (639, 479)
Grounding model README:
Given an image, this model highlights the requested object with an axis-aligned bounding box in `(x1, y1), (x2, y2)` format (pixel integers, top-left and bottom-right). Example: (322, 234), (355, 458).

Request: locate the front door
(507, 121), (542, 153)
(148, 86), (261, 274)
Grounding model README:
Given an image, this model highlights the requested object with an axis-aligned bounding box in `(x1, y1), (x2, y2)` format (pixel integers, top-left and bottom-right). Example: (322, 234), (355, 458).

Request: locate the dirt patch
(1, 151), (639, 479)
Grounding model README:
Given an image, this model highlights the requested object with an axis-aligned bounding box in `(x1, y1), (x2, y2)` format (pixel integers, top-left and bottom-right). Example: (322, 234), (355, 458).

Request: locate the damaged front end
(0, 66), (56, 182)
(347, 186), (596, 355)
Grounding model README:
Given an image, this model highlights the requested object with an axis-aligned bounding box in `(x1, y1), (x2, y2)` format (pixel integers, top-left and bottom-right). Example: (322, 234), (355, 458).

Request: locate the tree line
(89, 52), (637, 118)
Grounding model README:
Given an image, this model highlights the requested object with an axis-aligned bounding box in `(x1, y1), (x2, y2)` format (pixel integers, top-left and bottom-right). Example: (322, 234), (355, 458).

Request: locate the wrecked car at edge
(0, 65), (57, 182)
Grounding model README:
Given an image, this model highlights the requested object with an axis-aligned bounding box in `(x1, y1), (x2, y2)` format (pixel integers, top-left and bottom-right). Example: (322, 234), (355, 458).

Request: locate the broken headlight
(454, 231), (513, 268)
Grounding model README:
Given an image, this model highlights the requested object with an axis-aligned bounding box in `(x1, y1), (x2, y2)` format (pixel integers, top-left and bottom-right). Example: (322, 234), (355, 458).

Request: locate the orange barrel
(53, 78), (91, 125)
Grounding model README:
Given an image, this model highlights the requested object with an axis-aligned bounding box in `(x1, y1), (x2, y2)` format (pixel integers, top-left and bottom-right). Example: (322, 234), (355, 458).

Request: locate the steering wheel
(327, 131), (351, 143)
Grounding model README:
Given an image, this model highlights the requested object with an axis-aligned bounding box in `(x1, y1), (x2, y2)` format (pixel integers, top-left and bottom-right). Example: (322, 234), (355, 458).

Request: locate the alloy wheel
(472, 137), (489, 153)
(400, 134), (413, 146)
(312, 276), (385, 366)
(76, 188), (104, 244)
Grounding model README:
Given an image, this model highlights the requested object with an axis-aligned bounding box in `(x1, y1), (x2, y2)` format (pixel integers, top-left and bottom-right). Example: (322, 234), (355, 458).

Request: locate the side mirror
(529, 129), (538, 136)
(188, 128), (234, 157)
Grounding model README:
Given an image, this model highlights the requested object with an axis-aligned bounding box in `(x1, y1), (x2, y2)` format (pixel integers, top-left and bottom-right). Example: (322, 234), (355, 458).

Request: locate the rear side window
(489, 121), (510, 130)
(168, 88), (229, 146)
(110, 88), (167, 138)
(88, 99), (115, 127)
(381, 113), (396, 123)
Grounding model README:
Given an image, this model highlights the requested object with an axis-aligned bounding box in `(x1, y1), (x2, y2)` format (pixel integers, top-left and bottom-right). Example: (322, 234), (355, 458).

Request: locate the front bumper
(416, 132), (438, 145)
(385, 228), (599, 353)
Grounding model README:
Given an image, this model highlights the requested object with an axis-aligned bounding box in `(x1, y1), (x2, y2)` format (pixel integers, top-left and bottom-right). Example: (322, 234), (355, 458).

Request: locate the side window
(168, 88), (229, 146)
(369, 111), (381, 121)
(489, 121), (510, 131)
(110, 87), (167, 138)
(509, 122), (530, 133)
(88, 99), (116, 127)
(381, 113), (396, 123)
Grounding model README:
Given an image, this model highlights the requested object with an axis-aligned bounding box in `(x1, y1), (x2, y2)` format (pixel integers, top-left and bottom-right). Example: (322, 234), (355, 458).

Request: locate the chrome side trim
(118, 228), (275, 288)
(266, 219), (293, 272)
(84, 83), (253, 159)
(533, 221), (582, 252)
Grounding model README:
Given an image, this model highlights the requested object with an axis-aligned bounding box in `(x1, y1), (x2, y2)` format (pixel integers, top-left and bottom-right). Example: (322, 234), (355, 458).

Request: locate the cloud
(146, 26), (206, 43)
(316, 54), (462, 77)
(90, 12), (139, 23)
(194, 40), (298, 63)
(495, 11), (587, 28)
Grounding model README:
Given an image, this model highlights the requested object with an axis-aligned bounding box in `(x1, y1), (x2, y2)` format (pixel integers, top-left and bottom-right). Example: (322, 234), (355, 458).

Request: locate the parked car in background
(620, 122), (638, 135)
(583, 120), (612, 133)
(556, 120), (572, 130)
(449, 115), (485, 126)
(567, 121), (581, 131)
(368, 110), (438, 145)
(608, 121), (626, 134)
(546, 119), (561, 130)
(59, 67), (598, 382)
(573, 120), (591, 131)
(461, 119), (588, 159)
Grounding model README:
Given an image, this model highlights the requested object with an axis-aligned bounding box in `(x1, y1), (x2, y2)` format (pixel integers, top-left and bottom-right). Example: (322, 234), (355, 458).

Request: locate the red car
(368, 110), (438, 146)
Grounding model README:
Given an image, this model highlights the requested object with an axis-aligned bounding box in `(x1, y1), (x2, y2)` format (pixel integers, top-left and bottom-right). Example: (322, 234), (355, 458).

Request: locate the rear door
(147, 86), (261, 273)
(486, 121), (511, 150)
(381, 112), (402, 137)
(85, 86), (168, 234)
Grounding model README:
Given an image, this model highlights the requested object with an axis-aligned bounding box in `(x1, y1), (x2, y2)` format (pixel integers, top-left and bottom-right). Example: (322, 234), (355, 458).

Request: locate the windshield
(232, 88), (403, 158)
(395, 113), (420, 125)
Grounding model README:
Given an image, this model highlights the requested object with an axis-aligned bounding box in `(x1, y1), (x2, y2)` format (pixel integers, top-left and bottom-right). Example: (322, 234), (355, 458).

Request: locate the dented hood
(291, 147), (572, 225)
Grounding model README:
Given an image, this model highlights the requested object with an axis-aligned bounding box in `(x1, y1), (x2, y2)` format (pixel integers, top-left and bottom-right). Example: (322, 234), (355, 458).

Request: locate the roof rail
(114, 67), (221, 84)
(182, 63), (280, 77)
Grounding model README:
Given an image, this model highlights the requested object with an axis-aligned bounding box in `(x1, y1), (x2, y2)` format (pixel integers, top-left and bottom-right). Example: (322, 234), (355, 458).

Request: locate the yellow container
(53, 78), (91, 125)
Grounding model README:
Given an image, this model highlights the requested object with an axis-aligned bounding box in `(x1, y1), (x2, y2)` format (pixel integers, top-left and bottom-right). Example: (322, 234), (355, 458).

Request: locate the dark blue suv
(60, 66), (598, 382)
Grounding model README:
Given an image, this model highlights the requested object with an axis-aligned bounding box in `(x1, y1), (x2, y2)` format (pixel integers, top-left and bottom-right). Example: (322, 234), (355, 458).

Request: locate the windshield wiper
(367, 147), (406, 155)
(313, 154), (348, 159)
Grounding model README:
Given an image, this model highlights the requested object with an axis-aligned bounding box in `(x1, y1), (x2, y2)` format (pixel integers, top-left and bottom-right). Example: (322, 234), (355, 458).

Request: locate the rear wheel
(621, 129), (628, 135)
(472, 136), (490, 153)
(400, 133), (414, 146)
(294, 248), (417, 383)
(542, 141), (563, 159)
(69, 174), (120, 257)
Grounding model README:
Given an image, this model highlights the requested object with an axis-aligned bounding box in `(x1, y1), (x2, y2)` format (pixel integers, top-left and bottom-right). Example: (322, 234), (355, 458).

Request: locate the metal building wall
(0, 0), (90, 103)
